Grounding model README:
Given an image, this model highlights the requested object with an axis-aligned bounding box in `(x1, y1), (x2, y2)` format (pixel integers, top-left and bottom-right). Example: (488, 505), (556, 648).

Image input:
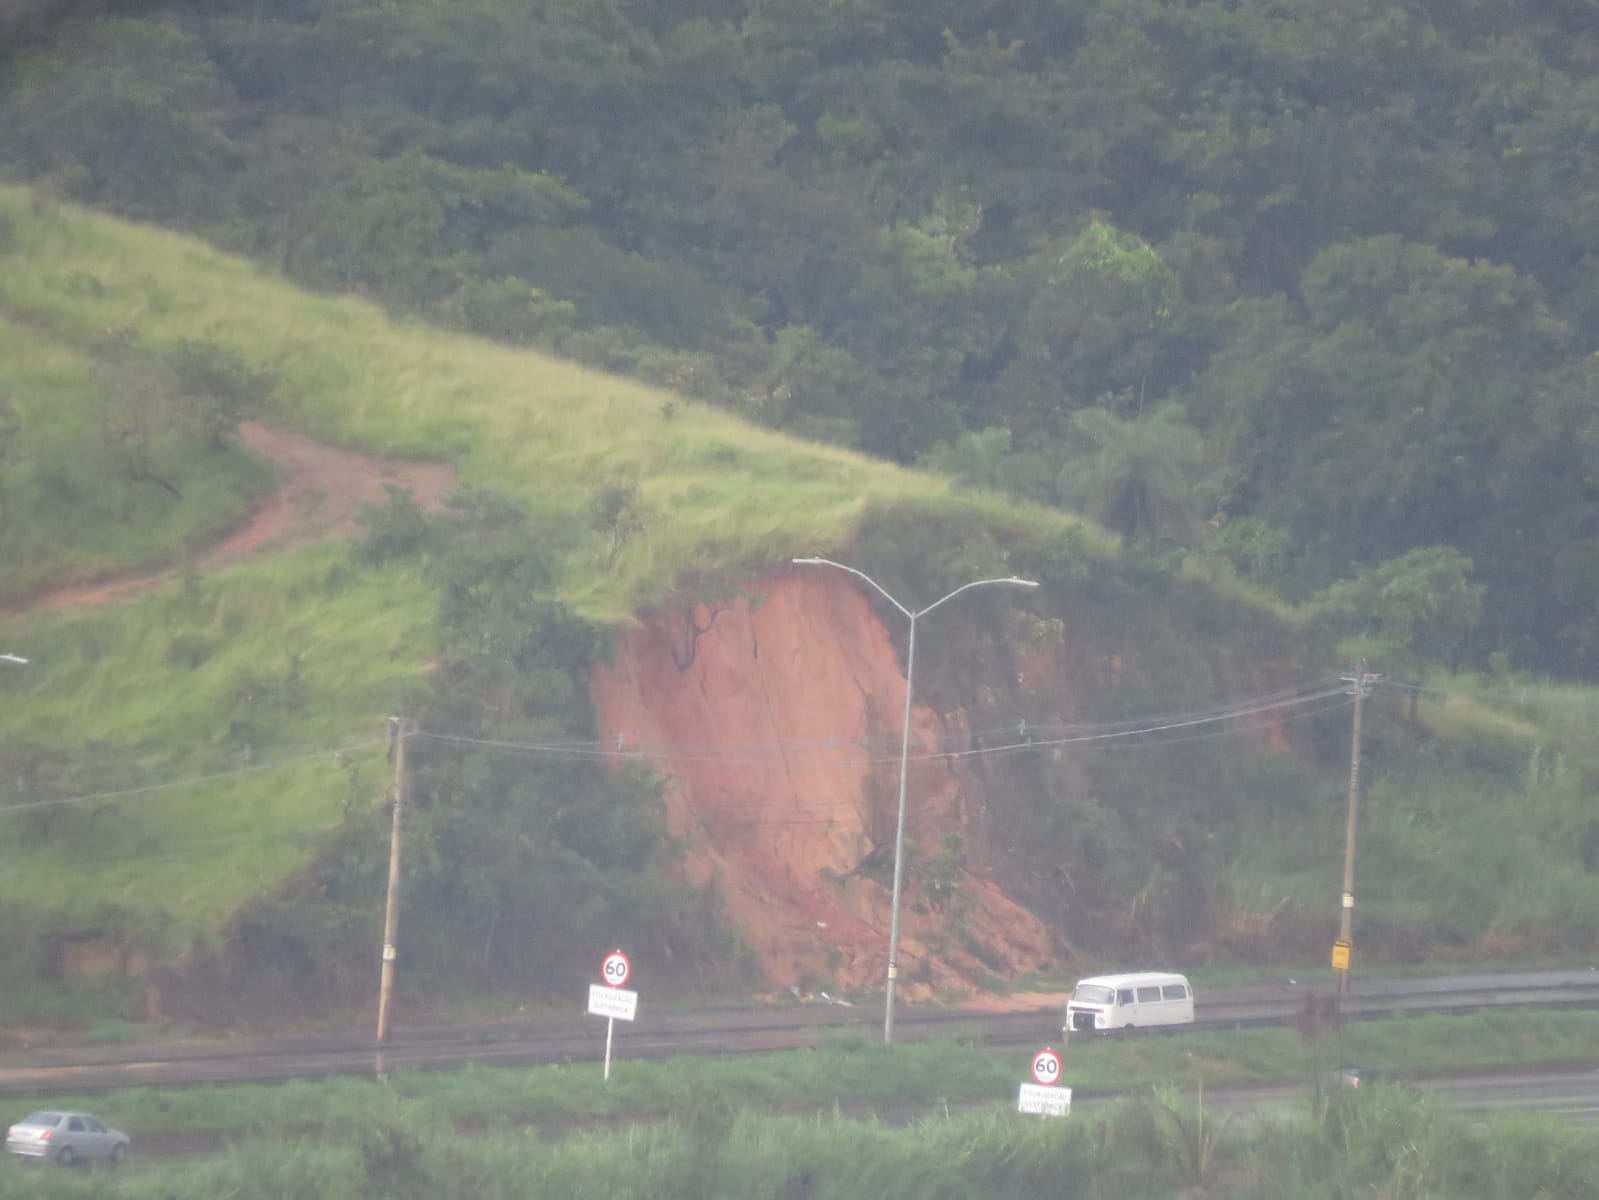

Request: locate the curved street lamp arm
(791, 557), (914, 620)
(913, 576), (1039, 620)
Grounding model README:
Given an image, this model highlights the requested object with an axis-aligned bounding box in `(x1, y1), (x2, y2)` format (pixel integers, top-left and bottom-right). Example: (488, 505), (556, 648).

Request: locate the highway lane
(26, 1065), (1599, 1174)
(1, 969), (1595, 1096)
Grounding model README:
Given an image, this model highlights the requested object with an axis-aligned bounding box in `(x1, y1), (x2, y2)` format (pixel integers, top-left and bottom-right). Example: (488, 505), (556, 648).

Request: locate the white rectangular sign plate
(588, 984), (639, 1021)
(1017, 1083), (1072, 1117)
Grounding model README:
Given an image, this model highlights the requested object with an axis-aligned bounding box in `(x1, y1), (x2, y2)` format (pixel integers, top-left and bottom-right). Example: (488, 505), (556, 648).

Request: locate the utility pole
(1335, 662), (1380, 995)
(376, 717), (407, 1052)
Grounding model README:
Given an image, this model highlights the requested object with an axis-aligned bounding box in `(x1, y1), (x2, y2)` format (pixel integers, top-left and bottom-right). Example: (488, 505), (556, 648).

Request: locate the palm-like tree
(1055, 404), (1213, 543)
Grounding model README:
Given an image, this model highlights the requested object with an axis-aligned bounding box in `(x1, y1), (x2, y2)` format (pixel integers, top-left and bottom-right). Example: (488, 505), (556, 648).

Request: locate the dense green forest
(3, 0), (1597, 677)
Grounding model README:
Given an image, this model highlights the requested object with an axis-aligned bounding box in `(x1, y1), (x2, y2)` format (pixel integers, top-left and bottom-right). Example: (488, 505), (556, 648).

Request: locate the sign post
(1017, 1046), (1071, 1118)
(587, 949), (637, 1081)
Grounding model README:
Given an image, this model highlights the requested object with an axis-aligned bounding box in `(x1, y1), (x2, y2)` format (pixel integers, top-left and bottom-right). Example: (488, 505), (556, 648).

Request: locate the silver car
(6, 1110), (130, 1167)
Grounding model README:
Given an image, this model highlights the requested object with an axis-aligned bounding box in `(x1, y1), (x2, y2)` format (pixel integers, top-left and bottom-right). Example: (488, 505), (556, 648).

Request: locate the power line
(411, 677), (1349, 761)
(0, 676), (1356, 820)
(0, 737), (387, 818)
(414, 679), (1352, 768)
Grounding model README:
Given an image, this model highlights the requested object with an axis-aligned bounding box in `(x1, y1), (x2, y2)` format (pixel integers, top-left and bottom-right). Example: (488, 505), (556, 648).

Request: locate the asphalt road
(17, 1065), (1599, 1174)
(1, 968), (1596, 1097)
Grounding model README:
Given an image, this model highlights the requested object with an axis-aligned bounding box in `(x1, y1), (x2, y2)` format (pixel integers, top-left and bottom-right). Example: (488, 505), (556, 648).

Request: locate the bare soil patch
(6, 421), (456, 614)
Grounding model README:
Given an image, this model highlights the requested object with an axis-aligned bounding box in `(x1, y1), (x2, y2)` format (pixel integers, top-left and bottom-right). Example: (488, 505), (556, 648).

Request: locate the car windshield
(1073, 984), (1115, 1004)
(20, 1113), (61, 1126)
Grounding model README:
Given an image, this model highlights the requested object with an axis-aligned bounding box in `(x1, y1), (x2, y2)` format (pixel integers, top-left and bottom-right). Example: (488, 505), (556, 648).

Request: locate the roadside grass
(15, 1009), (1599, 1146)
(8, 1094), (1597, 1200)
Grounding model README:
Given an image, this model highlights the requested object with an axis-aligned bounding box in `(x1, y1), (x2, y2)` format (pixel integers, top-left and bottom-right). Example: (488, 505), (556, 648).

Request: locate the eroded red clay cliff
(590, 571), (1056, 998)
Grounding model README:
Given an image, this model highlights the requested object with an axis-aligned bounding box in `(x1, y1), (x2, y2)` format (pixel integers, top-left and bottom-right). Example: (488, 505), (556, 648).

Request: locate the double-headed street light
(793, 557), (1038, 1044)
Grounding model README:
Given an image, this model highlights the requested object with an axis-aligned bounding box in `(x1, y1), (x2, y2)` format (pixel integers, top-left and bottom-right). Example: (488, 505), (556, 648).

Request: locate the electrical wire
(0, 676), (1356, 821)
(414, 680), (1353, 769)
(0, 737), (388, 818)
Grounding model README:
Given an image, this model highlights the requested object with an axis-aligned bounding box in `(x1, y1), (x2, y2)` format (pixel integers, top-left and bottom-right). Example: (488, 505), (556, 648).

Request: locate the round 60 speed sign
(1030, 1047), (1062, 1087)
(601, 949), (632, 989)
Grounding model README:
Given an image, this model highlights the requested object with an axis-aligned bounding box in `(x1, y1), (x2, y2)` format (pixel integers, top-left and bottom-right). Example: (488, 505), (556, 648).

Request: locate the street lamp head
(0, 653), (27, 665)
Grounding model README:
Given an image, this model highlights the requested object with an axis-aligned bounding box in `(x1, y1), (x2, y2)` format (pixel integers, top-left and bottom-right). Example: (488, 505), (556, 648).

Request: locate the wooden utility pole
(376, 717), (407, 1048)
(1336, 663), (1379, 995)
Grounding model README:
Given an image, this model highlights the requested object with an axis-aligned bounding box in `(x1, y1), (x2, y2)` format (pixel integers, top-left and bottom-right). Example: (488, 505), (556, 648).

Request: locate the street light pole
(1336, 661), (1379, 995)
(375, 716), (408, 1063)
(793, 557), (1038, 1044)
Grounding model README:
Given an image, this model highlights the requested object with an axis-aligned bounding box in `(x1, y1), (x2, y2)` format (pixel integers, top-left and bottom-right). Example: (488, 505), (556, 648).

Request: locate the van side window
(1117, 989), (1134, 1005)
(1163, 984), (1188, 1000)
(1136, 986), (1162, 1003)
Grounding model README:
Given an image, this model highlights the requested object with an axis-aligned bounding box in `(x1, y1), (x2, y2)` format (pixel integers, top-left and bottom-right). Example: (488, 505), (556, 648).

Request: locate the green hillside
(2, 187), (1598, 1038)
(5, 0), (1599, 1034)
(0, 191), (1116, 1024)
(0, 187), (1103, 619)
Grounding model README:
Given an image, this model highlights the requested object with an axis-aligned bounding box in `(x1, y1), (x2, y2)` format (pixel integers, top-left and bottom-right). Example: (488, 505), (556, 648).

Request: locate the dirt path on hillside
(4, 421), (456, 615)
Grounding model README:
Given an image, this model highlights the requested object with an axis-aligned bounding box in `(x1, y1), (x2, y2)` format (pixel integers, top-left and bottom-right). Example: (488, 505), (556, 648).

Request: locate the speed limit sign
(601, 949), (632, 988)
(1031, 1047), (1062, 1087)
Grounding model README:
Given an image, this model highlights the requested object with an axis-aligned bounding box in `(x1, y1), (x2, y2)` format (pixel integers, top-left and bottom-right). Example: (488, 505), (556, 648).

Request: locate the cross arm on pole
(914, 577), (1039, 620)
(792, 557), (914, 619)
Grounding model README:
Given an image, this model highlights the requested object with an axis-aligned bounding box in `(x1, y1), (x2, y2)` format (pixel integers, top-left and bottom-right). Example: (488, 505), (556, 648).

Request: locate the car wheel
(110, 1144), (127, 1168)
(55, 1146), (75, 1168)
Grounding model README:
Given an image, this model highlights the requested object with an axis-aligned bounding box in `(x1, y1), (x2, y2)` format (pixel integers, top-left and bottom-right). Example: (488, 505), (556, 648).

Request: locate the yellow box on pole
(1331, 939), (1352, 972)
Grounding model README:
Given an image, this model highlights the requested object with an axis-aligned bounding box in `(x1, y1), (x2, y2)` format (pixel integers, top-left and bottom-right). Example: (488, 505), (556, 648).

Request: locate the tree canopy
(4, 0), (1598, 673)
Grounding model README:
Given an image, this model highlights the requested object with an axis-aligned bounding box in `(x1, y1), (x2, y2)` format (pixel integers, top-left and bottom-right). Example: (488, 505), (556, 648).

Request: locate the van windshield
(1072, 984), (1115, 1005)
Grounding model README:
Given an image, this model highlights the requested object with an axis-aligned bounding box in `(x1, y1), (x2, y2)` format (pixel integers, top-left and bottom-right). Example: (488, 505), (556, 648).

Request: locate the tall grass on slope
(0, 312), (273, 601)
(0, 544), (427, 931)
(0, 187), (1102, 623)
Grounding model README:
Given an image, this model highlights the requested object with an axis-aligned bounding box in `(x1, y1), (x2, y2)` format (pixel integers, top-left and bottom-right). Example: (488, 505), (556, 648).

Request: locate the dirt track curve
(5, 422), (456, 615)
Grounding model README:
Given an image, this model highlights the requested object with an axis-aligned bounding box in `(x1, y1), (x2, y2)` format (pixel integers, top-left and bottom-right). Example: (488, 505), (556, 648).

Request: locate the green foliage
(0, 312), (275, 600)
(13, 1053), (1599, 1199)
(9, 0), (1599, 671)
(352, 484), (437, 567)
(162, 338), (276, 450)
(1055, 403), (1217, 544)
(1310, 546), (1484, 674)
(4, 0), (1597, 669)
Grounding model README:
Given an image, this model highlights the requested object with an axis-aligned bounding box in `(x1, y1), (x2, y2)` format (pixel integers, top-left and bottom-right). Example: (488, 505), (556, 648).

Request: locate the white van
(1064, 972), (1195, 1033)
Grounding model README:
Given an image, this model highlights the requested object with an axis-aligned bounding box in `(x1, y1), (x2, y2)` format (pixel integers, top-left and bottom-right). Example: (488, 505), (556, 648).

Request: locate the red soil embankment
(591, 571), (1056, 997)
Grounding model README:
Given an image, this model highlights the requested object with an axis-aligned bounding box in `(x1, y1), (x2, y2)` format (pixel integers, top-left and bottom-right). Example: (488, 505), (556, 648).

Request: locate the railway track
(2, 969), (1596, 1096)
